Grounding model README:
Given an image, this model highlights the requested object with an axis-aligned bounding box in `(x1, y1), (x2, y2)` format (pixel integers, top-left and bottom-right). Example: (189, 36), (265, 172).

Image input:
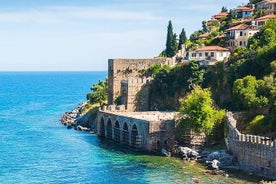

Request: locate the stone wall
(97, 106), (176, 152)
(182, 129), (206, 148)
(121, 77), (152, 111)
(226, 112), (276, 179)
(108, 58), (173, 111)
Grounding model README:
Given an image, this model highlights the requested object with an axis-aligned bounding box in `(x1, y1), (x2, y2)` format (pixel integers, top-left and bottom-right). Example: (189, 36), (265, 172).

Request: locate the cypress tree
(165, 20), (175, 57)
(173, 33), (178, 54)
(178, 28), (187, 50)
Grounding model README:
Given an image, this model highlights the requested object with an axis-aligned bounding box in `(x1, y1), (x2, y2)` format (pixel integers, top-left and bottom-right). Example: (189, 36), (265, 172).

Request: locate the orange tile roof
(236, 6), (253, 11)
(226, 24), (249, 31)
(208, 17), (218, 22)
(255, 14), (276, 21)
(195, 46), (229, 52)
(214, 12), (228, 18)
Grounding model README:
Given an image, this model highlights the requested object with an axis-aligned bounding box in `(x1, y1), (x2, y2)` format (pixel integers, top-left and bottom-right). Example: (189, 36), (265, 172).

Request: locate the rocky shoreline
(60, 102), (91, 131)
(169, 146), (239, 178)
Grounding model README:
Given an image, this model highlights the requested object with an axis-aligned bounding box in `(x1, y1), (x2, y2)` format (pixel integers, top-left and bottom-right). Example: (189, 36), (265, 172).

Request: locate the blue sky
(0, 0), (248, 71)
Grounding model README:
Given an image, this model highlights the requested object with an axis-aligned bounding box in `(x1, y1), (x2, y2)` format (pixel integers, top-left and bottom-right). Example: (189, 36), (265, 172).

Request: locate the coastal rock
(76, 125), (90, 131)
(206, 150), (234, 167)
(178, 147), (198, 160)
(60, 102), (90, 130)
(206, 159), (221, 170)
(161, 148), (171, 157)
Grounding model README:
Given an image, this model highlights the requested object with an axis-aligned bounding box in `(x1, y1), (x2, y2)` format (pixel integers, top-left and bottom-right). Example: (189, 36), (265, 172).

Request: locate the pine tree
(178, 28), (187, 50)
(165, 20), (176, 57)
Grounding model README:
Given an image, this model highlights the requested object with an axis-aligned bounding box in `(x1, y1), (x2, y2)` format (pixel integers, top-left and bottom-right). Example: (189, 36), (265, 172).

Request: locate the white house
(256, 0), (276, 15)
(255, 14), (276, 27)
(226, 24), (259, 48)
(188, 46), (230, 66)
(266, 0), (276, 15)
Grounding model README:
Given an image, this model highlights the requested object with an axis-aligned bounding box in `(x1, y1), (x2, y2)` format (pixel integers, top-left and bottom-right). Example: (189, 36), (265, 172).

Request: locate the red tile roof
(255, 14), (276, 21)
(214, 12), (228, 19)
(208, 17), (218, 22)
(195, 46), (229, 52)
(226, 24), (249, 31)
(236, 6), (253, 11)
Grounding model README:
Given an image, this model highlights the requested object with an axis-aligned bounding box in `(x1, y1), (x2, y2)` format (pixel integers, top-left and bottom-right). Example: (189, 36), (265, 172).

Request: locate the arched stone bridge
(97, 107), (177, 152)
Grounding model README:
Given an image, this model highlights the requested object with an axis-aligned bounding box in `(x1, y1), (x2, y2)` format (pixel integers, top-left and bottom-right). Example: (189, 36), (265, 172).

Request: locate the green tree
(165, 20), (177, 57)
(248, 18), (276, 49)
(178, 86), (225, 135)
(202, 21), (208, 32)
(86, 79), (108, 105)
(189, 30), (202, 42)
(178, 28), (187, 50)
(233, 75), (269, 110)
(187, 60), (205, 87)
(173, 33), (178, 54)
(249, 0), (262, 4)
(221, 6), (228, 12)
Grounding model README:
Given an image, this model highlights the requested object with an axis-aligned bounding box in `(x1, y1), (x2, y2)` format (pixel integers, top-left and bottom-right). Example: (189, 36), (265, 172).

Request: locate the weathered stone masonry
(108, 58), (173, 111)
(226, 112), (276, 179)
(97, 106), (177, 152)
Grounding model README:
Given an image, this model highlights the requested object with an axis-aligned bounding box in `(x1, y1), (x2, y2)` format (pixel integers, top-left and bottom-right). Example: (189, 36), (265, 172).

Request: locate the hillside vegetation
(149, 18), (276, 138)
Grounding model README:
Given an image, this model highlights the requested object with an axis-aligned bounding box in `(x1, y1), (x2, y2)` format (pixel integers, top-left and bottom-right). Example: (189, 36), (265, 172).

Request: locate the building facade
(226, 24), (259, 48)
(188, 46), (230, 66)
(236, 6), (254, 18)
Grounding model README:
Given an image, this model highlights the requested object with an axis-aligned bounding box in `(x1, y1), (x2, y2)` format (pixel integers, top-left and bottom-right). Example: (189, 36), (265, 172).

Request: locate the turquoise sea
(0, 72), (259, 184)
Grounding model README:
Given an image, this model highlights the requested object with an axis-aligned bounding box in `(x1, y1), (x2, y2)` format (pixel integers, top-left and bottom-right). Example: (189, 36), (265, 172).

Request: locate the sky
(0, 0), (248, 71)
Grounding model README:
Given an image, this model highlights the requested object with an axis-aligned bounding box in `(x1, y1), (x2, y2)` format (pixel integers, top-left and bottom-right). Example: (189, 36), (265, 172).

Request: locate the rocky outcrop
(196, 149), (237, 169)
(177, 146), (199, 160)
(60, 102), (91, 131)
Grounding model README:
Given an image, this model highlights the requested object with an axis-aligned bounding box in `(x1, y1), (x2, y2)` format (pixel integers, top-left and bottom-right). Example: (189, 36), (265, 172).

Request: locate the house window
(240, 31), (243, 36)
(205, 52), (208, 57)
(199, 53), (202, 57)
(192, 53), (196, 57)
(240, 41), (242, 46)
(244, 41), (246, 46)
(211, 52), (214, 57)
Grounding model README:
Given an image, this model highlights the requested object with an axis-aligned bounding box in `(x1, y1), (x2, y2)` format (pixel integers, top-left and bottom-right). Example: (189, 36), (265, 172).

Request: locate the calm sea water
(0, 72), (258, 184)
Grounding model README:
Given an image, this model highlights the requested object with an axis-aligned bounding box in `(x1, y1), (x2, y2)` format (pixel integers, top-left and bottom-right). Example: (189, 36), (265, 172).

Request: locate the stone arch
(114, 120), (120, 143)
(99, 117), (105, 137)
(131, 124), (139, 148)
(122, 122), (129, 146)
(106, 119), (112, 139)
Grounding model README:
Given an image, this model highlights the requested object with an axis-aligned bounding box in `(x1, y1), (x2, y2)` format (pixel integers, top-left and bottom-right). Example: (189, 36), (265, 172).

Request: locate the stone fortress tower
(108, 58), (174, 111)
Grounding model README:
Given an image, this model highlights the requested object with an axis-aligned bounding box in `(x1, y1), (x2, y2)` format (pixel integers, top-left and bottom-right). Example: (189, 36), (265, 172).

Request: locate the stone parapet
(226, 112), (276, 179)
(101, 105), (126, 112)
